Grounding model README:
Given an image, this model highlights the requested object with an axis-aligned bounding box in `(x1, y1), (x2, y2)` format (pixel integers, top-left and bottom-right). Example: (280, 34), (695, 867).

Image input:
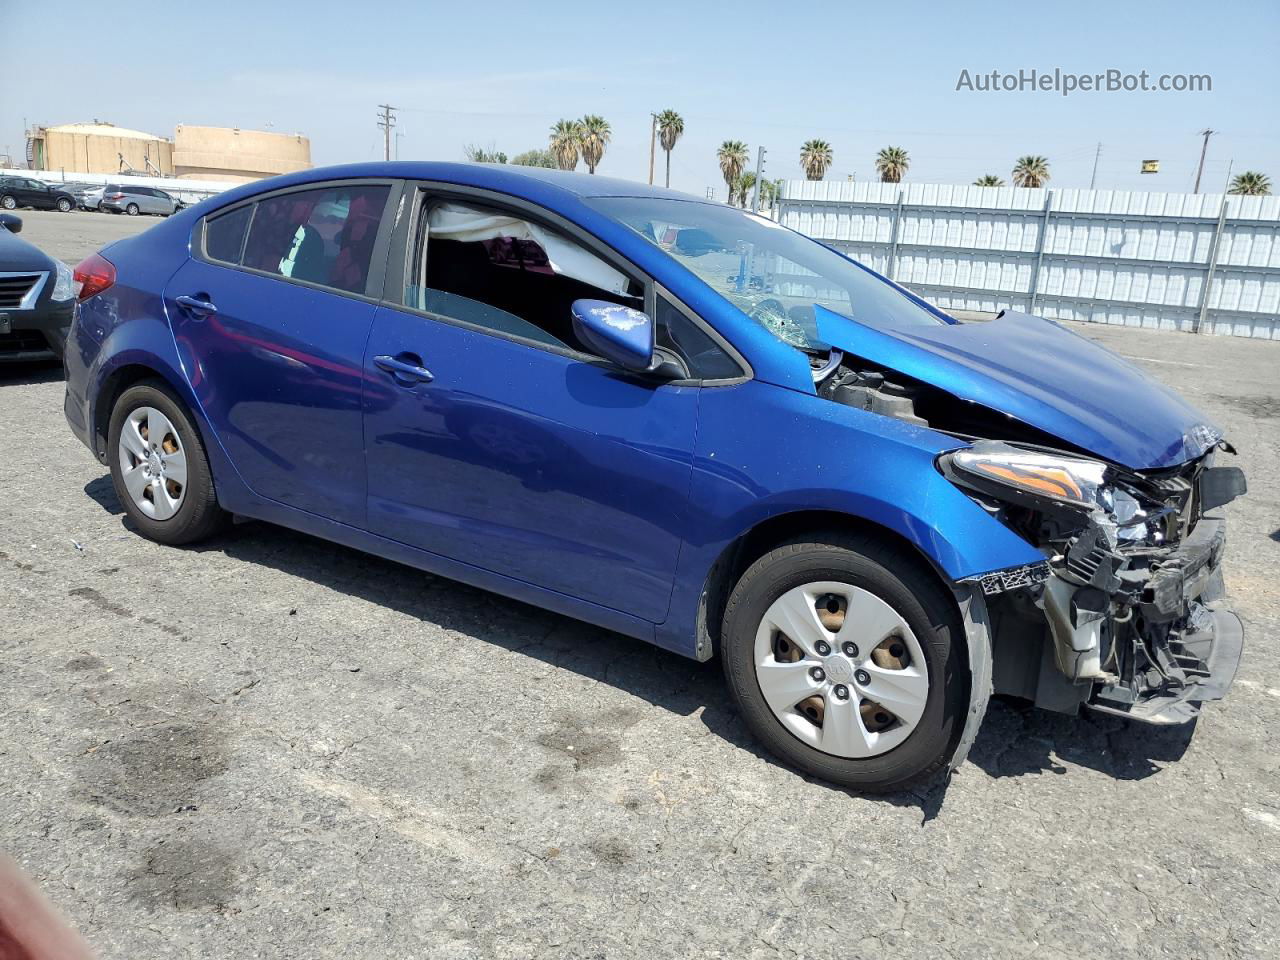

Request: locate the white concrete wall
(778, 180), (1280, 340)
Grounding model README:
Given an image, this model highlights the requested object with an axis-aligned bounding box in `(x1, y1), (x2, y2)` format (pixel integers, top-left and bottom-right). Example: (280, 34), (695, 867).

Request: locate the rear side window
(204, 205), (253, 264)
(241, 184), (389, 295)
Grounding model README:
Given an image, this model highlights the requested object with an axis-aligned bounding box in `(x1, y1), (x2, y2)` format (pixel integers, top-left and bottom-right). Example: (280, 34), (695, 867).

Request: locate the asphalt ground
(2, 208), (1278, 959)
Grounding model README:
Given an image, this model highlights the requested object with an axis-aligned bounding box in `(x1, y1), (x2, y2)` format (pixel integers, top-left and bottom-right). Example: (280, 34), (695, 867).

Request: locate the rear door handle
(175, 294), (218, 317)
(374, 353), (434, 384)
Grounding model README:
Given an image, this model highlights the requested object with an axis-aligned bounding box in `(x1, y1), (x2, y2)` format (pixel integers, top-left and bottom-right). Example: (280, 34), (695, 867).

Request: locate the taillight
(73, 252), (116, 301)
(106, 193), (125, 200)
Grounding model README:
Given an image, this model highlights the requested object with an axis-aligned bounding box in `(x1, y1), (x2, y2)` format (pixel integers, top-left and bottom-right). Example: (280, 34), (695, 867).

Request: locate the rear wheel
(108, 382), (227, 545)
(56, 197), (73, 212)
(721, 534), (968, 793)
(0, 195), (15, 210)
(125, 202), (139, 216)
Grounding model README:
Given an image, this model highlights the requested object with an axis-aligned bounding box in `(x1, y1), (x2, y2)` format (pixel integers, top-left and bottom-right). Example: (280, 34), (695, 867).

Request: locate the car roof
(205, 161), (706, 212)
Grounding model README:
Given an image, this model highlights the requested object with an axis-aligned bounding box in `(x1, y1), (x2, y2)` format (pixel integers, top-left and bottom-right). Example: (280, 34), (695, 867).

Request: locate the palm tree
(758, 177), (782, 211)
(1229, 171), (1272, 196)
(875, 146), (909, 183)
(579, 115), (611, 174)
(799, 140), (834, 180)
(549, 119), (582, 171)
(656, 110), (684, 188)
(974, 174), (1005, 187)
(1012, 155), (1051, 188)
(736, 170), (757, 207)
(718, 140), (748, 204)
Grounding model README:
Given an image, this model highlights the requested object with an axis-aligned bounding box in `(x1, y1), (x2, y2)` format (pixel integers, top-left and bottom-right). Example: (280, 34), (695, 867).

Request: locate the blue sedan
(63, 163), (1245, 792)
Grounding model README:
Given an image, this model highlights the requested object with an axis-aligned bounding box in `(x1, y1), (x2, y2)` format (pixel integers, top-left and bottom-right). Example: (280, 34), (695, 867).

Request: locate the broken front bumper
(979, 512), (1245, 726)
(1085, 513), (1244, 724)
(1089, 600), (1243, 723)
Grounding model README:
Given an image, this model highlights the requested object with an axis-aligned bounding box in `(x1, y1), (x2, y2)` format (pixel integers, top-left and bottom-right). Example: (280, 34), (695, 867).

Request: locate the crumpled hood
(814, 307), (1222, 470)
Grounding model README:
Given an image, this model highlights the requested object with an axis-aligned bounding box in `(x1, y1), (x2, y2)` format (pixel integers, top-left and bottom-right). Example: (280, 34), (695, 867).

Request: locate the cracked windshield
(588, 196), (947, 350)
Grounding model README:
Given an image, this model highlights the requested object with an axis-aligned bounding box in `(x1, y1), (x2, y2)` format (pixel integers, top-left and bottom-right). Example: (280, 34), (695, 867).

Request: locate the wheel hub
(753, 580), (931, 759)
(822, 655), (854, 684)
(118, 406), (187, 521)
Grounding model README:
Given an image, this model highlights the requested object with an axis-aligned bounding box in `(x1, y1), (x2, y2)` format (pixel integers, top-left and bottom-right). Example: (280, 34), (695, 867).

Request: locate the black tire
(57, 197), (73, 212)
(125, 203), (140, 216)
(107, 381), (227, 545)
(0, 195), (15, 210)
(721, 533), (967, 793)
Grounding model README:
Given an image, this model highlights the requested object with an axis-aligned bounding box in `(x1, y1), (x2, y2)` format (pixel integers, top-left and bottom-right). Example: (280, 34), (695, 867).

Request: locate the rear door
(165, 179), (398, 526)
(20, 179), (52, 209)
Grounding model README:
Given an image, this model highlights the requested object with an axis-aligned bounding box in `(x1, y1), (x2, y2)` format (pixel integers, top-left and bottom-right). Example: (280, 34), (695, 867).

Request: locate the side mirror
(0, 213), (22, 234)
(571, 299), (655, 373)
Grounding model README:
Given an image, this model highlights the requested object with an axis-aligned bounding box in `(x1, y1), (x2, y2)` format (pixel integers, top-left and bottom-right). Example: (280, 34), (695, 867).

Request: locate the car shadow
(0, 359), (63, 386)
(968, 695), (1195, 782)
(82, 479), (1194, 821)
(83, 475), (124, 515)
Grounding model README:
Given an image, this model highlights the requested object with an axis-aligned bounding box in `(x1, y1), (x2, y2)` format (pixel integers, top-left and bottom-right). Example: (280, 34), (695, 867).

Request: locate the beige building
(27, 122), (175, 176)
(173, 125), (311, 183)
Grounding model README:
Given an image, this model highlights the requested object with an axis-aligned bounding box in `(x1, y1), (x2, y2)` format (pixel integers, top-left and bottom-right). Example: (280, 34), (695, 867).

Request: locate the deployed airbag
(428, 203), (631, 296)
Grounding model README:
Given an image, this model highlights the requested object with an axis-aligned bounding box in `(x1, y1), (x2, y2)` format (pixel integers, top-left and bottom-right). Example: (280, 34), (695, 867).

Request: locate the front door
(165, 180), (394, 526)
(361, 191), (711, 622)
(363, 304), (699, 622)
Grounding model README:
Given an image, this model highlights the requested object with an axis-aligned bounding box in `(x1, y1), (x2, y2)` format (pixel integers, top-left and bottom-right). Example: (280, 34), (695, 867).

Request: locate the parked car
(63, 163), (1246, 792)
(0, 213), (75, 361)
(100, 184), (178, 216)
(59, 183), (103, 210)
(0, 176), (77, 212)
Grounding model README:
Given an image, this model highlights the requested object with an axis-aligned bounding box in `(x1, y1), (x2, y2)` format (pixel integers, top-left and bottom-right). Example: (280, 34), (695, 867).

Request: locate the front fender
(656, 379), (1042, 659)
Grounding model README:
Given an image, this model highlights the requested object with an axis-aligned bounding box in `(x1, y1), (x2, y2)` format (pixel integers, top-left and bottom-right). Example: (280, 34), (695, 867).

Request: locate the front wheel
(57, 198), (73, 212)
(721, 534), (968, 793)
(108, 382), (227, 545)
(125, 203), (139, 216)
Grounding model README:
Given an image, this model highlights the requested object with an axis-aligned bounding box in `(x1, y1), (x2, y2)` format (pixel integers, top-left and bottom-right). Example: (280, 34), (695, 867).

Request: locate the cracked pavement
(1, 210), (1278, 958)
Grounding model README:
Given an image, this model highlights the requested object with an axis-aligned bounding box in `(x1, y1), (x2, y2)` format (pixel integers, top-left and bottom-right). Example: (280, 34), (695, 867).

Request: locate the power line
(377, 104), (398, 163)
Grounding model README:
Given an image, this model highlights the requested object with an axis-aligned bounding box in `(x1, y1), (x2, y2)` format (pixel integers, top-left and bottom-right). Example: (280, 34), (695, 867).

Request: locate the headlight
(944, 444), (1109, 511)
(51, 260), (76, 301)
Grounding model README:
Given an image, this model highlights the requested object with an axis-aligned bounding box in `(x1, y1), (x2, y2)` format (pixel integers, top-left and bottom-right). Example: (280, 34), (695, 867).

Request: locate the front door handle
(374, 353), (434, 385)
(175, 294), (218, 317)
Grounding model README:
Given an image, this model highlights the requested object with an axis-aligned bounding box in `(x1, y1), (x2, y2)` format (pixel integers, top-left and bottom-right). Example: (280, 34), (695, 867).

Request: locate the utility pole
(1193, 128), (1215, 194)
(1089, 142), (1101, 190)
(395, 131), (403, 161)
(751, 145), (766, 214)
(1223, 158), (1234, 193)
(648, 114), (657, 185)
(377, 104), (398, 163)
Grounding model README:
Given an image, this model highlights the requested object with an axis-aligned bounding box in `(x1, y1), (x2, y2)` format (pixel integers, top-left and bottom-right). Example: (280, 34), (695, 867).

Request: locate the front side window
(239, 184), (389, 295)
(402, 197), (739, 378)
(587, 196), (948, 353)
(405, 199), (642, 351)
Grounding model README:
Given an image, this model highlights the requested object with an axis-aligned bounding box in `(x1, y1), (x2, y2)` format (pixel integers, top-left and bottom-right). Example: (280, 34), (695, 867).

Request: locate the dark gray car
(0, 213), (75, 361)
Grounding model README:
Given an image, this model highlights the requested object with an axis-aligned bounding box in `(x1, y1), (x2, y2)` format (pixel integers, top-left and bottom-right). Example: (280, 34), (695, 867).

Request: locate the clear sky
(5, 0), (1277, 196)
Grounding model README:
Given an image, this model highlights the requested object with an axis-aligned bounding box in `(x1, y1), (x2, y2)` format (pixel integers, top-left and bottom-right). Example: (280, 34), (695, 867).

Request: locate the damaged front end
(940, 442), (1247, 724)
(800, 305), (1247, 726)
